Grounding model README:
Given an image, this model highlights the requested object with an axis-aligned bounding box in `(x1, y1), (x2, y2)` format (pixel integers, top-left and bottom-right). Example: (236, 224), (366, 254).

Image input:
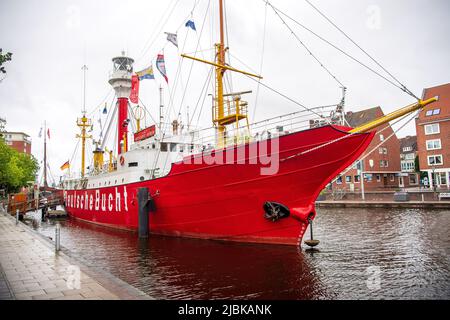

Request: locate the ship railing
(184, 105), (336, 149)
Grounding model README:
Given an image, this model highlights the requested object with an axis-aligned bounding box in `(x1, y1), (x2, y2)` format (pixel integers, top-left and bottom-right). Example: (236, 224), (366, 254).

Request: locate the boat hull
(63, 125), (374, 246)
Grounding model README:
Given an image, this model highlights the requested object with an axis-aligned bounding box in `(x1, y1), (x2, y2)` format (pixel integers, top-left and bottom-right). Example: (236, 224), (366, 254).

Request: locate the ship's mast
(76, 65), (92, 178)
(215, 0), (226, 147)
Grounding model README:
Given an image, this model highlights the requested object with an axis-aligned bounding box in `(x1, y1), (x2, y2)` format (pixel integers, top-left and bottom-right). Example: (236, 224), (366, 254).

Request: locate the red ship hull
(63, 125), (374, 246)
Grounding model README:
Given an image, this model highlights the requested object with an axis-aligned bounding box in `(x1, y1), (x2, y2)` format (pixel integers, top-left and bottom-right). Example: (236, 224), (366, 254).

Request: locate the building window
(427, 155), (443, 166)
(390, 174), (395, 182)
(365, 174), (373, 182)
(128, 162), (138, 167)
(354, 175), (360, 183)
(409, 174), (418, 185)
(441, 173), (447, 185)
(345, 176), (352, 183)
(424, 123), (440, 135)
(379, 160), (389, 167)
(379, 134), (384, 141)
(426, 139), (441, 150)
(170, 143), (177, 152)
(376, 174), (381, 182)
(402, 146), (412, 152)
(160, 142), (168, 152)
(336, 176), (342, 184)
(426, 109), (440, 116)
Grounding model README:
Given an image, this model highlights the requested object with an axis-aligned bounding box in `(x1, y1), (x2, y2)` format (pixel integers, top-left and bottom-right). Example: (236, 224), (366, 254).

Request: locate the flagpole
(43, 120), (48, 189)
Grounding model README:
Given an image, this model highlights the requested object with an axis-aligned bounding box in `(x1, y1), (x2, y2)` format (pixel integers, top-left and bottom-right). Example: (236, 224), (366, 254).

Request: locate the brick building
(332, 106), (402, 191)
(2, 132), (32, 155)
(416, 82), (450, 190)
(399, 135), (419, 187)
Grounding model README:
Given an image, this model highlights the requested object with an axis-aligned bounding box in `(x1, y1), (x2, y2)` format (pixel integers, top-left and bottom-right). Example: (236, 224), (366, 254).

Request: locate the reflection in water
(32, 207), (450, 299)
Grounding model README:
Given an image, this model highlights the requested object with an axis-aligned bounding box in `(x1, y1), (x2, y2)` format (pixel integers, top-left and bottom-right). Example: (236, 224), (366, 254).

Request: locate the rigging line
(87, 88), (113, 117)
(244, 74), (330, 121)
(283, 109), (414, 163)
(138, 97), (160, 129)
(266, 1), (345, 88)
(331, 111), (418, 183)
(100, 97), (116, 148)
(223, 0), (233, 93)
(137, 0), (180, 63)
(189, 66), (213, 127)
(266, 2), (413, 98)
(166, 29), (191, 121)
(150, 21), (208, 175)
(303, 0), (419, 100)
(252, 0), (268, 123)
(175, 0), (211, 123)
(100, 101), (118, 151)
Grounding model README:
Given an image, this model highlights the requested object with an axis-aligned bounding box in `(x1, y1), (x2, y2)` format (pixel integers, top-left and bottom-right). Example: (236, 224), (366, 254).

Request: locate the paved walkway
(0, 212), (151, 300)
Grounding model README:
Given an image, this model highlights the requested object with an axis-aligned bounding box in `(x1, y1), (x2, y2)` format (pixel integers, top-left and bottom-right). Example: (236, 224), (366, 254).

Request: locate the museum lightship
(61, 0), (437, 246)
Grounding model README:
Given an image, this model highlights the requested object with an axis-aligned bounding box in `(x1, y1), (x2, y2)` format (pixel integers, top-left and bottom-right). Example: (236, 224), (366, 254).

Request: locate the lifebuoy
(120, 156), (125, 166)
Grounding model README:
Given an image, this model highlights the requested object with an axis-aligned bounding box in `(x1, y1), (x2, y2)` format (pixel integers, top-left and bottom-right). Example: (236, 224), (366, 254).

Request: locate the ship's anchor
(263, 201), (290, 222)
(304, 217), (320, 247)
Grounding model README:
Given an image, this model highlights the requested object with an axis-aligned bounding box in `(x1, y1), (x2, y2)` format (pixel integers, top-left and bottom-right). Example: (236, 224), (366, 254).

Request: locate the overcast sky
(0, 0), (449, 184)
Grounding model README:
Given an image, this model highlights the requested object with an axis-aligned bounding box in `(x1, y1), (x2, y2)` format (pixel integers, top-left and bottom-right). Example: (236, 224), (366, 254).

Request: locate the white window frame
(426, 139), (441, 150)
(379, 134), (384, 141)
(424, 123), (440, 135)
(427, 154), (443, 166)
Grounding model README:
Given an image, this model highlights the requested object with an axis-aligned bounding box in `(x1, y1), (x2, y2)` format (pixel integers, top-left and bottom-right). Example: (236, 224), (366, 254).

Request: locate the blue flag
(185, 20), (196, 31)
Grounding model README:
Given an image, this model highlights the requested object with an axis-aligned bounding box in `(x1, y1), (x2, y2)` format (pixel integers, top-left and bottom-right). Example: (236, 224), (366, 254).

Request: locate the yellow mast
(182, 0), (262, 148)
(349, 97), (438, 133)
(76, 114), (92, 178)
(215, 0), (226, 147)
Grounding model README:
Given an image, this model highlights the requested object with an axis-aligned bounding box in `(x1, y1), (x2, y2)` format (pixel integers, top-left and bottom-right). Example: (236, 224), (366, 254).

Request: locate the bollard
(138, 188), (149, 238)
(16, 209), (19, 225)
(55, 222), (61, 252)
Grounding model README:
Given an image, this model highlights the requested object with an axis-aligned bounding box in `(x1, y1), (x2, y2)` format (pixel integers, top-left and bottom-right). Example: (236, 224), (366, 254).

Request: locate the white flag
(165, 32), (178, 48)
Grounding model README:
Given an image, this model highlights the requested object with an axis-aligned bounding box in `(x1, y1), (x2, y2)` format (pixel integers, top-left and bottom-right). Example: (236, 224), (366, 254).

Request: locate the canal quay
(0, 209), (150, 300)
(1, 206), (449, 300)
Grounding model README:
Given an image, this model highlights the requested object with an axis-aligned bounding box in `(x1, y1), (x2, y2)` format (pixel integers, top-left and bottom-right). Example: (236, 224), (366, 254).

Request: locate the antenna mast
(77, 65), (92, 178)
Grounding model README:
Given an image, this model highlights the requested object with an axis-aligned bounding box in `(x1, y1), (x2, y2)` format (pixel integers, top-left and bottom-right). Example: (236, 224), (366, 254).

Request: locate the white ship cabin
(63, 122), (205, 190)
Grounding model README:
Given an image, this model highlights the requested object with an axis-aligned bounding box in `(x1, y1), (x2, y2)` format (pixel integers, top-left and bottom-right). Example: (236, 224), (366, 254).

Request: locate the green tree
(0, 48), (13, 75)
(0, 140), (39, 193)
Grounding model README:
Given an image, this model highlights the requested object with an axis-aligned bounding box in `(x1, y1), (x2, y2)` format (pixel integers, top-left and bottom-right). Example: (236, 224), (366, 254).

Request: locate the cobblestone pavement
(0, 212), (151, 300)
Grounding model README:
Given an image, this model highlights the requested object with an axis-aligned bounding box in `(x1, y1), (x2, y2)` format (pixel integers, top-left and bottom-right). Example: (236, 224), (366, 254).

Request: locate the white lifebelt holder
(120, 156), (125, 166)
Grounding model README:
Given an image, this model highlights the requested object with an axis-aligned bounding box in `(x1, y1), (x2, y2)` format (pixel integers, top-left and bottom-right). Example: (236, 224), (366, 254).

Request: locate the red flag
(130, 74), (139, 104)
(47, 128), (50, 139)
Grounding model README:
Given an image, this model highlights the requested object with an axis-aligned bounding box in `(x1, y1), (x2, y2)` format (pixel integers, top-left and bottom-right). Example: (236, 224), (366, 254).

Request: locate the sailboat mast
(43, 121), (48, 188)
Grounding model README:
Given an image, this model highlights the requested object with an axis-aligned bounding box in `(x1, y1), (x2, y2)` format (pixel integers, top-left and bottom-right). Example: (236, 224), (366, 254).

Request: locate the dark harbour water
(30, 207), (450, 300)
